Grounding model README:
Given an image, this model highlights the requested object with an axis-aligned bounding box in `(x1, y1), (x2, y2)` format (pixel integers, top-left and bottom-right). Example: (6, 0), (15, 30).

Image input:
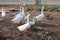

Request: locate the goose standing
(34, 6), (45, 21)
(1, 7), (6, 17)
(11, 4), (25, 23)
(17, 14), (31, 31)
(14, 3), (25, 18)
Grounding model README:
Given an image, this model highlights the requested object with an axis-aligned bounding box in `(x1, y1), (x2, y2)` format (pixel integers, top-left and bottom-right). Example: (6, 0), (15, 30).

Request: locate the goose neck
(41, 7), (44, 14)
(26, 15), (30, 23)
(21, 6), (25, 15)
(20, 6), (22, 12)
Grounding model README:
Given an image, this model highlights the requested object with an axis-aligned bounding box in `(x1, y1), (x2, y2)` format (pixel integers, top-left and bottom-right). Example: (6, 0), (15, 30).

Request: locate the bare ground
(0, 5), (60, 40)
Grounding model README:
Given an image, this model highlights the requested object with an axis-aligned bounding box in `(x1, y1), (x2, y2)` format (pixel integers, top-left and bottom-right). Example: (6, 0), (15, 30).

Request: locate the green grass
(38, 32), (54, 40)
(32, 6), (59, 11)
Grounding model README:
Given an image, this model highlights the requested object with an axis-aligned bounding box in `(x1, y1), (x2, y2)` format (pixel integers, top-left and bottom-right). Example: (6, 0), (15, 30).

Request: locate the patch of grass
(32, 6), (42, 11)
(49, 6), (58, 11)
(38, 32), (54, 40)
(32, 6), (59, 11)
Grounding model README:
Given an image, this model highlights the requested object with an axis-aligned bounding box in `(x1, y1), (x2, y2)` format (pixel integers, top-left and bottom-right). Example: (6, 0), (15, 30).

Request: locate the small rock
(46, 31), (49, 35)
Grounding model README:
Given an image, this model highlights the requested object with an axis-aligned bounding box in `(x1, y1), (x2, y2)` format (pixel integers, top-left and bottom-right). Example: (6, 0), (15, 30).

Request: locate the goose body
(34, 6), (44, 21)
(11, 6), (25, 23)
(17, 14), (31, 31)
(1, 7), (6, 17)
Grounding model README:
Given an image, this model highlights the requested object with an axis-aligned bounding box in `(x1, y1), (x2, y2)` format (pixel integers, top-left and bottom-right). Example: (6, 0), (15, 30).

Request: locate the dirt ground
(0, 5), (60, 40)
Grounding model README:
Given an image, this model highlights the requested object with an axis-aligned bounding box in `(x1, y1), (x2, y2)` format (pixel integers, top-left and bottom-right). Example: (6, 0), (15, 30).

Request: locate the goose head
(22, 3), (26, 6)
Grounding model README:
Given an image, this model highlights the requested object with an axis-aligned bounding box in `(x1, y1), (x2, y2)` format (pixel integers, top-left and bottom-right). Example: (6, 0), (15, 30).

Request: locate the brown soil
(0, 5), (60, 40)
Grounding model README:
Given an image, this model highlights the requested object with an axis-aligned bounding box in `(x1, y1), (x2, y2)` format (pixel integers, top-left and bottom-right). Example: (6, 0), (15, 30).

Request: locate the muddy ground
(0, 5), (60, 40)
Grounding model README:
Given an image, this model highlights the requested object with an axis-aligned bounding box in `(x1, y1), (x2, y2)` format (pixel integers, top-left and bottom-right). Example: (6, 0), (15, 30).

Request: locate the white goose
(14, 3), (25, 18)
(1, 7), (6, 17)
(11, 5), (25, 23)
(34, 6), (45, 21)
(17, 14), (31, 31)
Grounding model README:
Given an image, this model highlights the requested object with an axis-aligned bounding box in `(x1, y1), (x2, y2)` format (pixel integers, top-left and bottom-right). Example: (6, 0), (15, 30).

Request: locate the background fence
(0, 0), (60, 5)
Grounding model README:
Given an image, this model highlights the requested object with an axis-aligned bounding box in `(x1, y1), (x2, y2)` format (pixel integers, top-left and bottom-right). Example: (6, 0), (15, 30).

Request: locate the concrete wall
(41, 0), (60, 5)
(0, 0), (60, 5)
(36, 0), (60, 5)
(0, 0), (36, 5)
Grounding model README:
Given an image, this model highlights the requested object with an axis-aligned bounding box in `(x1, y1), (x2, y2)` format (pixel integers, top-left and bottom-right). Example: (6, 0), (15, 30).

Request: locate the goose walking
(17, 14), (31, 31)
(1, 7), (6, 17)
(34, 6), (45, 21)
